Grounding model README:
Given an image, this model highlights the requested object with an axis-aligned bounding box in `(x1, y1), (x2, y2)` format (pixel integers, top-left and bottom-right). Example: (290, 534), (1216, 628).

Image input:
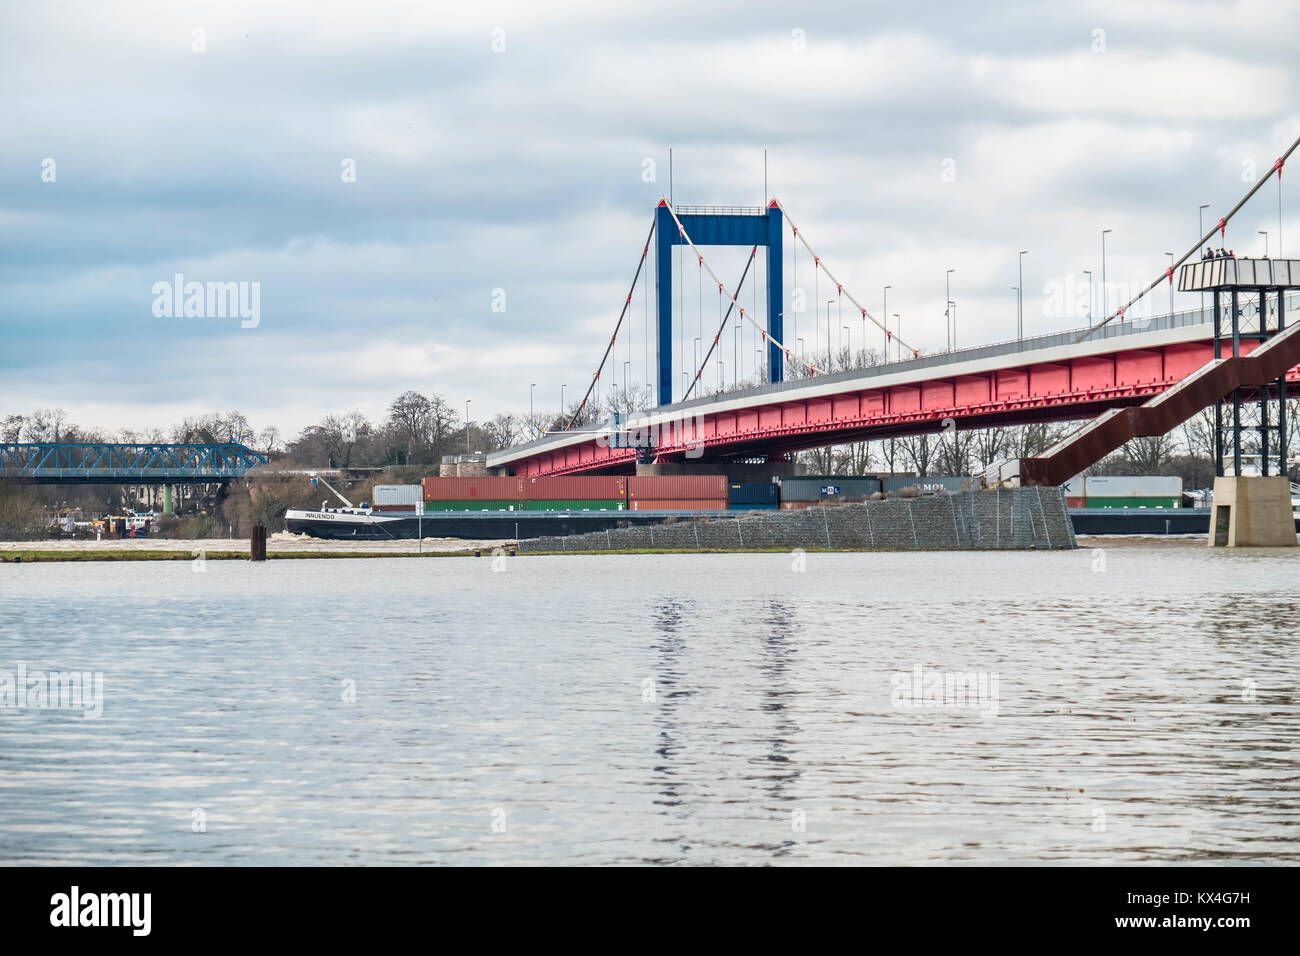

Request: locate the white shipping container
(373, 484), (423, 506)
(1083, 475), (1182, 498)
(1063, 475), (1086, 496)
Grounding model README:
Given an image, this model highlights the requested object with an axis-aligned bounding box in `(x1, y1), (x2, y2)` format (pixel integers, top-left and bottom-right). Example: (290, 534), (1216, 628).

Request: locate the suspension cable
(773, 199), (918, 357)
(683, 246), (758, 400)
(1078, 130), (1300, 342)
(566, 216), (656, 430)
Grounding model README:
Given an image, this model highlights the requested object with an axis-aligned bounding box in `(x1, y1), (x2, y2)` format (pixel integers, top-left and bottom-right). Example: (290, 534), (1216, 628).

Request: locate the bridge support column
(1208, 476), (1297, 547)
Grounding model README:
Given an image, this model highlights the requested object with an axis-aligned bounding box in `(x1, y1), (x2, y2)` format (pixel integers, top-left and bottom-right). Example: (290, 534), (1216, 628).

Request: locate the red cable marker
(1165, 267), (1173, 284)
(1218, 218), (1227, 241)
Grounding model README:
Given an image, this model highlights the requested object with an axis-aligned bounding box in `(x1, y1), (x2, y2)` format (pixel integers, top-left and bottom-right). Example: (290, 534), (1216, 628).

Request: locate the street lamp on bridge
(882, 285), (892, 359)
(1101, 229), (1112, 320)
(945, 268), (955, 350)
(1166, 253), (1175, 316)
(1017, 251), (1029, 339)
(1083, 270), (1093, 322)
(1259, 230), (1269, 257)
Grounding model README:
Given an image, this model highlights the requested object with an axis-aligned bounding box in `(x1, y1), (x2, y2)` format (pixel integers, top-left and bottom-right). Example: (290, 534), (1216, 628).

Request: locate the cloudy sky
(3, 0), (1299, 439)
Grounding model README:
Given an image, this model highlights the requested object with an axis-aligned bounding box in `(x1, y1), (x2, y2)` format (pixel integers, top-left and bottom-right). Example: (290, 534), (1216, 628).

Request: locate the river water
(1, 547), (1297, 865)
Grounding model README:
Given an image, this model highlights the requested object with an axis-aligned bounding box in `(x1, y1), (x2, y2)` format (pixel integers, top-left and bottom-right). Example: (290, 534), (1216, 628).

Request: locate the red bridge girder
(505, 337), (1300, 477)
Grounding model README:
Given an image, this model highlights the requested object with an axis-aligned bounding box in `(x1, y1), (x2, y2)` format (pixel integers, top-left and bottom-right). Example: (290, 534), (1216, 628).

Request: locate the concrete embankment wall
(517, 487), (1076, 552)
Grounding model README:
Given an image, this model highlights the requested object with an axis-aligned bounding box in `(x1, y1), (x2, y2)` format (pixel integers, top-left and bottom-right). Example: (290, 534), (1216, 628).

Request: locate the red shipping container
(630, 499), (727, 511)
(423, 476), (524, 501)
(1065, 497), (1086, 509)
(372, 504), (419, 512)
(628, 475), (728, 501)
(520, 475), (626, 500)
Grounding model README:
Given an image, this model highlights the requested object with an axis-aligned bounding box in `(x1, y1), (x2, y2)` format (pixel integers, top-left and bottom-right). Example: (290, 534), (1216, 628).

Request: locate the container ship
(282, 473), (965, 540)
(283, 471), (1296, 541)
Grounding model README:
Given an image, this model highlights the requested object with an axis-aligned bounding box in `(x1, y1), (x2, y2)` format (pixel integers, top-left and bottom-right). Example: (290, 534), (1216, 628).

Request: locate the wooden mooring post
(250, 524), (267, 561)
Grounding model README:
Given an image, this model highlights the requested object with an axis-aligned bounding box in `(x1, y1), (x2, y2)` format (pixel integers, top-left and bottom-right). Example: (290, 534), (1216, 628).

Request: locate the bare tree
(897, 433), (937, 476)
(2, 414), (26, 443)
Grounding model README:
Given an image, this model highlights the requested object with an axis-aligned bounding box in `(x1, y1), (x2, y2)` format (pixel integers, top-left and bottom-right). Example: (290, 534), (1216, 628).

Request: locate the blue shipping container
(727, 482), (780, 505)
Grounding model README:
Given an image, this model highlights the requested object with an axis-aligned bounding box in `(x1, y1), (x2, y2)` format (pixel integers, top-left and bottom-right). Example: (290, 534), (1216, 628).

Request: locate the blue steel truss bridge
(0, 443), (269, 484)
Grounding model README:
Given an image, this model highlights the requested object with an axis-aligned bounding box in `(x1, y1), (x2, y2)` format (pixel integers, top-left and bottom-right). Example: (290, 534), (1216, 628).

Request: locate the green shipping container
(1084, 497), (1181, 509)
(422, 500), (518, 512)
(521, 499), (624, 511)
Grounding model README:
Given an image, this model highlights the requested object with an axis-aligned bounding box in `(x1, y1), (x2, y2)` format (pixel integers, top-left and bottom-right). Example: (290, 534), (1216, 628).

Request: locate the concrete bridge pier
(1208, 476), (1297, 547)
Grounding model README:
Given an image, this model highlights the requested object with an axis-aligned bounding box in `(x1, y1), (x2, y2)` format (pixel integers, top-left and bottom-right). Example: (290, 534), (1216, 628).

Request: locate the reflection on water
(0, 547), (1297, 865)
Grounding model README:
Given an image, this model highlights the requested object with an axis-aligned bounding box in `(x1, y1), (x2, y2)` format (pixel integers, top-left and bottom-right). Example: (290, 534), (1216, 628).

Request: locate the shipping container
(780, 476), (881, 501)
(373, 484), (423, 506)
(520, 499), (624, 511)
(519, 475), (626, 500)
(422, 500), (517, 512)
(372, 504), (420, 512)
(1083, 475), (1182, 498)
(1063, 475), (1086, 497)
(422, 476), (525, 501)
(629, 499), (727, 511)
(881, 475), (967, 496)
(628, 475), (728, 501)
(1065, 497), (1086, 509)
(1084, 497), (1181, 509)
(728, 503), (778, 511)
(727, 482), (780, 505)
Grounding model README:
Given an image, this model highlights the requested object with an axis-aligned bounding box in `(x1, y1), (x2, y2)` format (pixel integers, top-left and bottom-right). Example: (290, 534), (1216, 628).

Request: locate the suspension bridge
(491, 134), (1300, 498)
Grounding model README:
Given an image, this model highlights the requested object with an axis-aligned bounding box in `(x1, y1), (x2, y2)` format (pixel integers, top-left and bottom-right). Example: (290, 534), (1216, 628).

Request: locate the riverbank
(0, 533), (512, 562)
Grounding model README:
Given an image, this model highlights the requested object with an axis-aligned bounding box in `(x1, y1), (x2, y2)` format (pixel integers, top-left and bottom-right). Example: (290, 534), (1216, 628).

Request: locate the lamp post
(1101, 229), (1112, 319)
(842, 325), (850, 357)
(529, 383), (536, 438)
(560, 384), (566, 420)
(948, 300), (957, 348)
(1017, 250), (1028, 339)
(825, 299), (833, 362)
(893, 313), (901, 362)
(1199, 204), (1210, 322)
(1166, 253), (1175, 316)
(882, 285), (891, 358)
(464, 399), (472, 454)
(945, 268), (955, 350)
(1083, 270), (1093, 322)
(1259, 230), (1269, 257)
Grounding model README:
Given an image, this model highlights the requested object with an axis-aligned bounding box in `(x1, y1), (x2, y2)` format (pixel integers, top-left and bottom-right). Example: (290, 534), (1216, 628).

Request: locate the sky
(3, 0), (1299, 440)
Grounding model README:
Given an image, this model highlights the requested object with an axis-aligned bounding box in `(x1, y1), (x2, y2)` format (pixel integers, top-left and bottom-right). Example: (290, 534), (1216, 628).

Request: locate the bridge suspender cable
(661, 199), (828, 377)
(683, 245), (758, 401)
(565, 217), (657, 431)
(1080, 130), (1300, 342)
(772, 198), (918, 358)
